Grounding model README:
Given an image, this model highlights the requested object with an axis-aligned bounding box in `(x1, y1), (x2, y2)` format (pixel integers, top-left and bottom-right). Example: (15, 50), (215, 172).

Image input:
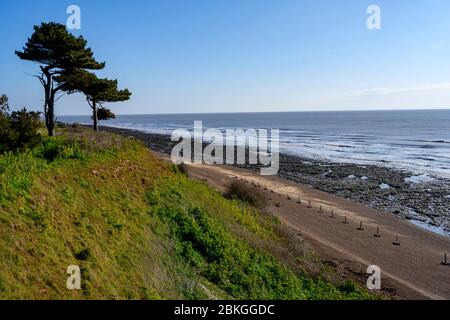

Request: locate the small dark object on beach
(307, 201), (312, 208)
(393, 235), (401, 246)
(287, 194), (291, 200)
(442, 253), (449, 266)
(374, 227), (382, 238)
(330, 210), (335, 218)
(343, 216), (349, 224)
(297, 197), (301, 204)
(275, 202), (281, 208)
(357, 221), (364, 230)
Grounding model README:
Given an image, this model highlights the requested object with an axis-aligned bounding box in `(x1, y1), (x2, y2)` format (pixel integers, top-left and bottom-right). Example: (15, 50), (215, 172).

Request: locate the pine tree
(58, 70), (131, 132)
(16, 22), (105, 136)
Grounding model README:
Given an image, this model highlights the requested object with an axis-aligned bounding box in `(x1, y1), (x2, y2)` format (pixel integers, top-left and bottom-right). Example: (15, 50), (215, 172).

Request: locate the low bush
(9, 108), (42, 151)
(33, 137), (86, 162)
(225, 180), (268, 210)
(177, 162), (189, 175)
(0, 98), (42, 153)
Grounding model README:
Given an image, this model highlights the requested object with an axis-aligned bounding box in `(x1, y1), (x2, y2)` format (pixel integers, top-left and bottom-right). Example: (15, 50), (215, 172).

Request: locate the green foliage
(0, 129), (165, 299)
(57, 69), (130, 131)
(60, 69), (131, 103)
(0, 128), (378, 300)
(10, 108), (42, 151)
(15, 22), (105, 70)
(33, 137), (86, 162)
(0, 152), (46, 207)
(154, 205), (306, 299)
(0, 113), (14, 153)
(0, 103), (42, 154)
(75, 248), (92, 261)
(176, 162), (189, 176)
(95, 107), (116, 121)
(149, 175), (378, 300)
(225, 180), (268, 209)
(0, 94), (8, 113)
(16, 22), (105, 136)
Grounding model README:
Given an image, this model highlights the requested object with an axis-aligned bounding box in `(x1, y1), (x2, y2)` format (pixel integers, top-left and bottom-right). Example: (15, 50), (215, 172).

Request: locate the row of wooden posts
(234, 175), (450, 266)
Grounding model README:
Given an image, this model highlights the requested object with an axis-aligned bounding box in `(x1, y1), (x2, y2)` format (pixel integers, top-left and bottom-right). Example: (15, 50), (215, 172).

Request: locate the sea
(60, 109), (450, 179)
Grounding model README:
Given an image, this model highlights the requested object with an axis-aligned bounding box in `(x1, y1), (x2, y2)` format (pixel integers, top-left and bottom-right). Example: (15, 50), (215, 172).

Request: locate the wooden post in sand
(307, 201), (312, 208)
(374, 227), (381, 238)
(357, 221), (364, 231)
(319, 205), (322, 213)
(393, 235), (401, 246)
(442, 253), (449, 266)
(330, 210), (335, 218)
(343, 216), (349, 224)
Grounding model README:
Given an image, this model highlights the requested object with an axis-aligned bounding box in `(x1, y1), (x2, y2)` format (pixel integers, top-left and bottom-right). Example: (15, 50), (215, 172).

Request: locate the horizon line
(57, 107), (450, 117)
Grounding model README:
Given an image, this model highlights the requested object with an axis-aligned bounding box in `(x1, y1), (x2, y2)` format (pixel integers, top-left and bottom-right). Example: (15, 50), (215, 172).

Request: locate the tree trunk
(42, 69), (55, 137)
(92, 101), (98, 132)
(47, 90), (56, 137)
(47, 100), (55, 137)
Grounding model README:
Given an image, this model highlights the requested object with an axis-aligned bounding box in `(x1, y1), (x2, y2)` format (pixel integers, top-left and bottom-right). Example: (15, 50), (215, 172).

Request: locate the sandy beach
(98, 125), (450, 299)
(98, 125), (450, 235)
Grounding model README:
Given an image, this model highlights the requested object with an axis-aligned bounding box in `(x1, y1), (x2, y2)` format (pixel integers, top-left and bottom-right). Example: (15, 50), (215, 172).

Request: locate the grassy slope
(0, 128), (377, 300)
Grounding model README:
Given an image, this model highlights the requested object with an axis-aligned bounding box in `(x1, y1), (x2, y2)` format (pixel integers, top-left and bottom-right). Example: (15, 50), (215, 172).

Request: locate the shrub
(225, 180), (268, 209)
(75, 248), (92, 261)
(0, 112), (15, 154)
(34, 138), (64, 162)
(177, 162), (189, 176)
(0, 99), (42, 153)
(10, 108), (42, 151)
(33, 137), (86, 162)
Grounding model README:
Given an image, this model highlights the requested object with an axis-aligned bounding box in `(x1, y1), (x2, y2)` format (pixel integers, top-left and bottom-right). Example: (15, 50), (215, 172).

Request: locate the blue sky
(1, 0), (450, 115)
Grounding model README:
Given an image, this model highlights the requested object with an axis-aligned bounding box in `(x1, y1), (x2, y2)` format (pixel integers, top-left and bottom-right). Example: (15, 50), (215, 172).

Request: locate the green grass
(0, 128), (379, 300)
(148, 173), (377, 300)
